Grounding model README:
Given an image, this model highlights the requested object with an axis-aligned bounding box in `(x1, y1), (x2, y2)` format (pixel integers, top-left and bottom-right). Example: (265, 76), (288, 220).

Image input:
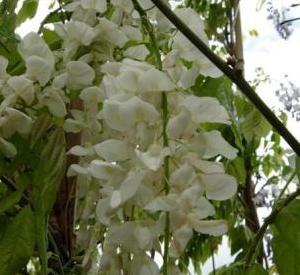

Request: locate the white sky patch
(241, 0), (300, 141)
(16, 0), (58, 36)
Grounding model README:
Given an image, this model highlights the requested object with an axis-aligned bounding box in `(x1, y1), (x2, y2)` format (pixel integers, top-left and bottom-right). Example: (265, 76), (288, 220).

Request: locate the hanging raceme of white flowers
(0, 0), (238, 273)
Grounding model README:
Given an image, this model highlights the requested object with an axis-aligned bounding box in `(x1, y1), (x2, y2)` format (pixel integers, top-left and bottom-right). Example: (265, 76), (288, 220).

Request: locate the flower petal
(103, 96), (159, 131)
(81, 0), (107, 13)
(188, 215), (228, 236)
(138, 68), (176, 92)
(39, 89), (67, 117)
(124, 45), (149, 61)
(170, 163), (195, 189)
(68, 145), (94, 156)
(0, 108), (33, 137)
(170, 225), (193, 257)
(110, 190), (122, 208)
(18, 32), (55, 67)
(66, 61), (95, 89)
(26, 56), (52, 86)
(134, 225), (152, 250)
(7, 76), (34, 105)
(200, 173), (237, 201)
(63, 119), (85, 133)
(135, 144), (170, 171)
(55, 21), (97, 46)
(144, 194), (178, 212)
(120, 171), (144, 202)
(182, 96), (231, 125)
(0, 56), (8, 78)
(166, 110), (191, 139)
(80, 86), (105, 103)
(88, 160), (124, 180)
(94, 139), (130, 161)
(0, 137), (17, 158)
(197, 130), (238, 159)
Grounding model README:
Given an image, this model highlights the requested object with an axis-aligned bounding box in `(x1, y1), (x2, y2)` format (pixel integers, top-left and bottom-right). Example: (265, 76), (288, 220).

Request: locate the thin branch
(0, 176), (16, 191)
(254, 176), (275, 196)
(37, 7), (64, 34)
(210, 239), (216, 275)
(277, 172), (296, 200)
(150, 0), (300, 156)
(244, 188), (300, 267)
(280, 17), (300, 25)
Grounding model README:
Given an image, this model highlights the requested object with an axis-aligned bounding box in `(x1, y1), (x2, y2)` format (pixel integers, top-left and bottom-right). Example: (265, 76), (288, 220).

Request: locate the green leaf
(272, 200), (300, 275)
(228, 225), (248, 255)
(193, 76), (233, 105)
(0, 176), (30, 214)
(0, 206), (35, 275)
(29, 113), (52, 149)
(0, 190), (23, 214)
(32, 128), (66, 213)
(227, 157), (246, 185)
(16, 0), (39, 26)
(31, 128), (66, 273)
(240, 110), (272, 142)
(213, 263), (267, 275)
(42, 28), (62, 50)
(245, 264), (268, 275)
(34, 213), (48, 274)
(3, 0), (18, 13)
(234, 96), (252, 118)
(249, 29), (259, 37)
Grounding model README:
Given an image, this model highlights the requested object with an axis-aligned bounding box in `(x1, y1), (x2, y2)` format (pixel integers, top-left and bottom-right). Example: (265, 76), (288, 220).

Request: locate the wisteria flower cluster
(0, 0), (238, 274)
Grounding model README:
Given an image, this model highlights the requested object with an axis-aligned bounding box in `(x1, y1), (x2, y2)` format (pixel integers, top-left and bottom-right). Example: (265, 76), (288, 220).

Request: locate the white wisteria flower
(94, 139), (131, 162)
(66, 61), (95, 89)
(200, 173), (237, 201)
(38, 87), (67, 117)
(103, 96), (159, 131)
(0, 108), (33, 138)
(0, 137), (17, 158)
(7, 76), (34, 105)
(55, 21), (97, 47)
(181, 95), (231, 125)
(124, 45), (149, 61)
(80, 0), (107, 13)
(111, 0), (134, 13)
(96, 18), (128, 48)
(138, 68), (176, 92)
(0, 1), (241, 273)
(135, 144), (170, 171)
(88, 159), (125, 181)
(25, 56), (53, 86)
(196, 130), (238, 159)
(18, 32), (55, 68)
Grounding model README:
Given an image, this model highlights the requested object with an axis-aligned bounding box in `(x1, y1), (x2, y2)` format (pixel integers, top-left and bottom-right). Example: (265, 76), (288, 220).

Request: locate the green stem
(131, 1), (170, 273)
(277, 172), (296, 200)
(38, 6), (65, 34)
(150, 0), (300, 157)
(244, 188), (300, 267)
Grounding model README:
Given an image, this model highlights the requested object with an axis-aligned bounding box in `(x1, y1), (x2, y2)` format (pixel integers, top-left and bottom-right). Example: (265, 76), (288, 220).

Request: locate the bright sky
(241, 0), (300, 142)
(15, 0), (299, 274)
